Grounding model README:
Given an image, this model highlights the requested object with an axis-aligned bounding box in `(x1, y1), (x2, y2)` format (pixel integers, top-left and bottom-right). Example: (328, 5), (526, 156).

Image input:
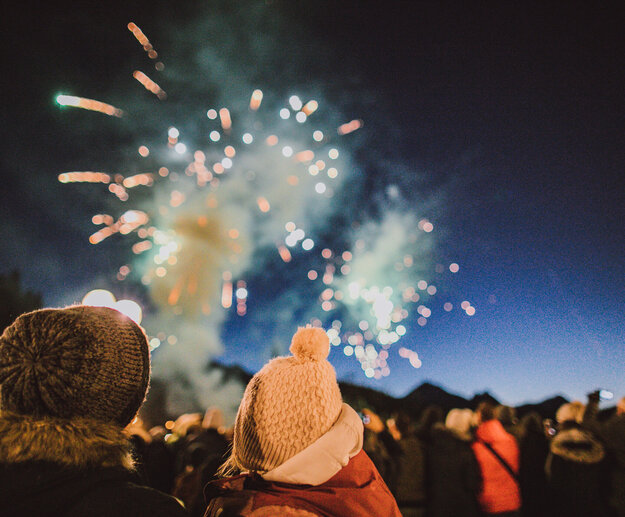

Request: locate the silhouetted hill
(338, 381), (398, 412)
(342, 382), (570, 420)
(517, 395), (569, 420)
(147, 361), (574, 422)
(402, 382), (470, 413)
(469, 392), (501, 409)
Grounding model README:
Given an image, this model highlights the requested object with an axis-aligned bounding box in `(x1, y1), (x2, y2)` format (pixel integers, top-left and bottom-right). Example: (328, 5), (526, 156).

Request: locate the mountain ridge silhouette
(206, 361), (570, 420)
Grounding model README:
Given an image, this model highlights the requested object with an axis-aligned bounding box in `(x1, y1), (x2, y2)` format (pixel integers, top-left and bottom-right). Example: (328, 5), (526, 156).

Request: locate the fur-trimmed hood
(0, 411), (134, 470)
(550, 427), (605, 464)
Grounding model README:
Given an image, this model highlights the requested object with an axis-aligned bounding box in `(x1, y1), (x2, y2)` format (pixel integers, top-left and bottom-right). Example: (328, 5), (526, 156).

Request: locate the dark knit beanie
(0, 305), (150, 427)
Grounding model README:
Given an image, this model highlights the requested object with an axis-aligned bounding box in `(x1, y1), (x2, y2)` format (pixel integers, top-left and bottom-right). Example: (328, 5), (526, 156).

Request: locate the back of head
(494, 405), (517, 426)
(393, 411), (413, 436)
(476, 401), (496, 423)
(415, 405), (444, 442)
(519, 411), (543, 435)
(445, 408), (474, 438)
(229, 327), (343, 472)
(173, 413), (203, 437)
(203, 407), (224, 430)
(0, 305), (150, 427)
(556, 401), (585, 425)
(418, 405), (444, 428)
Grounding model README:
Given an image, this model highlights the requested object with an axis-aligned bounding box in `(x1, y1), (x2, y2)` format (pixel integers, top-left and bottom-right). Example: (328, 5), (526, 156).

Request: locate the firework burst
(58, 21), (470, 411)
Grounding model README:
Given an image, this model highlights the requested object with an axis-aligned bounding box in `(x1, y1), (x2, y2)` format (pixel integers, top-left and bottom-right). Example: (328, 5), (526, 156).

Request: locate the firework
(128, 22), (164, 70)
(133, 71), (167, 100)
(56, 95), (123, 117)
(58, 172), (112, 183)
(57, 19), (468, 388)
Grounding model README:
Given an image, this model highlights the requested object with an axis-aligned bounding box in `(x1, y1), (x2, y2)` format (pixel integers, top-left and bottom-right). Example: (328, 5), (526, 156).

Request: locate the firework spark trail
(56, 95), (123, 117)
(133, 71), (167, 100)
(337, 119), (363, 135)
(88, 209), (149, 244)
(128, 22), (164, 71)
(120, 99), (445, 377)
(249, 89), (263, 111)
(58, 172), (112, 183)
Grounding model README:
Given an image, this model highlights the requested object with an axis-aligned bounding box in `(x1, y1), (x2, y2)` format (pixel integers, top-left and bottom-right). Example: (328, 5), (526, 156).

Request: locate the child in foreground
(204, 326), (401, 517)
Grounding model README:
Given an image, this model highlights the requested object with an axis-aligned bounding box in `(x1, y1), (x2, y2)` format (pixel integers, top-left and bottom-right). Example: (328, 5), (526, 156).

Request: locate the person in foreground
(0, 305), (187, 517)
(204, 326), (401, 516)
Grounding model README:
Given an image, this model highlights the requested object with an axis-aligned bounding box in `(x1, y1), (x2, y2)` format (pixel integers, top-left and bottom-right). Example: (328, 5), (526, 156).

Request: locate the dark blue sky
(1, 1), (624, 407)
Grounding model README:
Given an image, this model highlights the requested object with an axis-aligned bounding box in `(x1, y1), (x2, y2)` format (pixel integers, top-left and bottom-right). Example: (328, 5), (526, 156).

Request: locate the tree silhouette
(0, 271), (42, 332)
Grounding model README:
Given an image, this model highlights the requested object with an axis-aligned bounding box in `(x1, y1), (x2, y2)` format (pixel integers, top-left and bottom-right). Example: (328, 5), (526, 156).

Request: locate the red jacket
(472, 419), (521, 514)
(204, 450), (401, 516)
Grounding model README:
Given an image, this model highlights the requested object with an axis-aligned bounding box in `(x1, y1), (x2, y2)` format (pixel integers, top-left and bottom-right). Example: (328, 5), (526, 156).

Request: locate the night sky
(2, 1), (624, 414)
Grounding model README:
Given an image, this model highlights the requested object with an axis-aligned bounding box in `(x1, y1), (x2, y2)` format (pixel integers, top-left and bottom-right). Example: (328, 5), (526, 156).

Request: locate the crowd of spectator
(123, 392), (625, 517)
(1, 306), (624, 516)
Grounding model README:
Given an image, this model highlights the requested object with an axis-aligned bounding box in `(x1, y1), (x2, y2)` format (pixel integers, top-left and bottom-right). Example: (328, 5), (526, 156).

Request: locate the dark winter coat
(598, 414), (625, 516)
(545, 422), (609, 517)
(134, 436), (177, 494)
(172, 429), (231, 516)
(426, 425), (482, 517)
(518, 417), (550, 517)
(583, 401), (625, 516)
(0, 412), (187, 517)
(392, 433), (426, 509)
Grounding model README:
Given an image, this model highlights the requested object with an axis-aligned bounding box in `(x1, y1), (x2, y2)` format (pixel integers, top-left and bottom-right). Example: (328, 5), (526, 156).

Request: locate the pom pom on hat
(289, 326), (330, 361)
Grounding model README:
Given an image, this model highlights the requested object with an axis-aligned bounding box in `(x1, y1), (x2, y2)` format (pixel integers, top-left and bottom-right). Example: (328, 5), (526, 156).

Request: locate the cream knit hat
(231, 327), (343, 472)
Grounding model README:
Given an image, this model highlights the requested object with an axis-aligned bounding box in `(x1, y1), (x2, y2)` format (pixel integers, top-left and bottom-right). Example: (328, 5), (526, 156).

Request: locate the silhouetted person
(583, 392), (625, 517)
(427, 408), (482, 517)
(518, 412), (549, 517)
(415, 405), (444, 444)
(387, 411), (426, 517)
(172, 409), (230, 516)
(546, 401), (609, 517)
(472, 401), (521, 517)
(495, 405), (521, 442)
